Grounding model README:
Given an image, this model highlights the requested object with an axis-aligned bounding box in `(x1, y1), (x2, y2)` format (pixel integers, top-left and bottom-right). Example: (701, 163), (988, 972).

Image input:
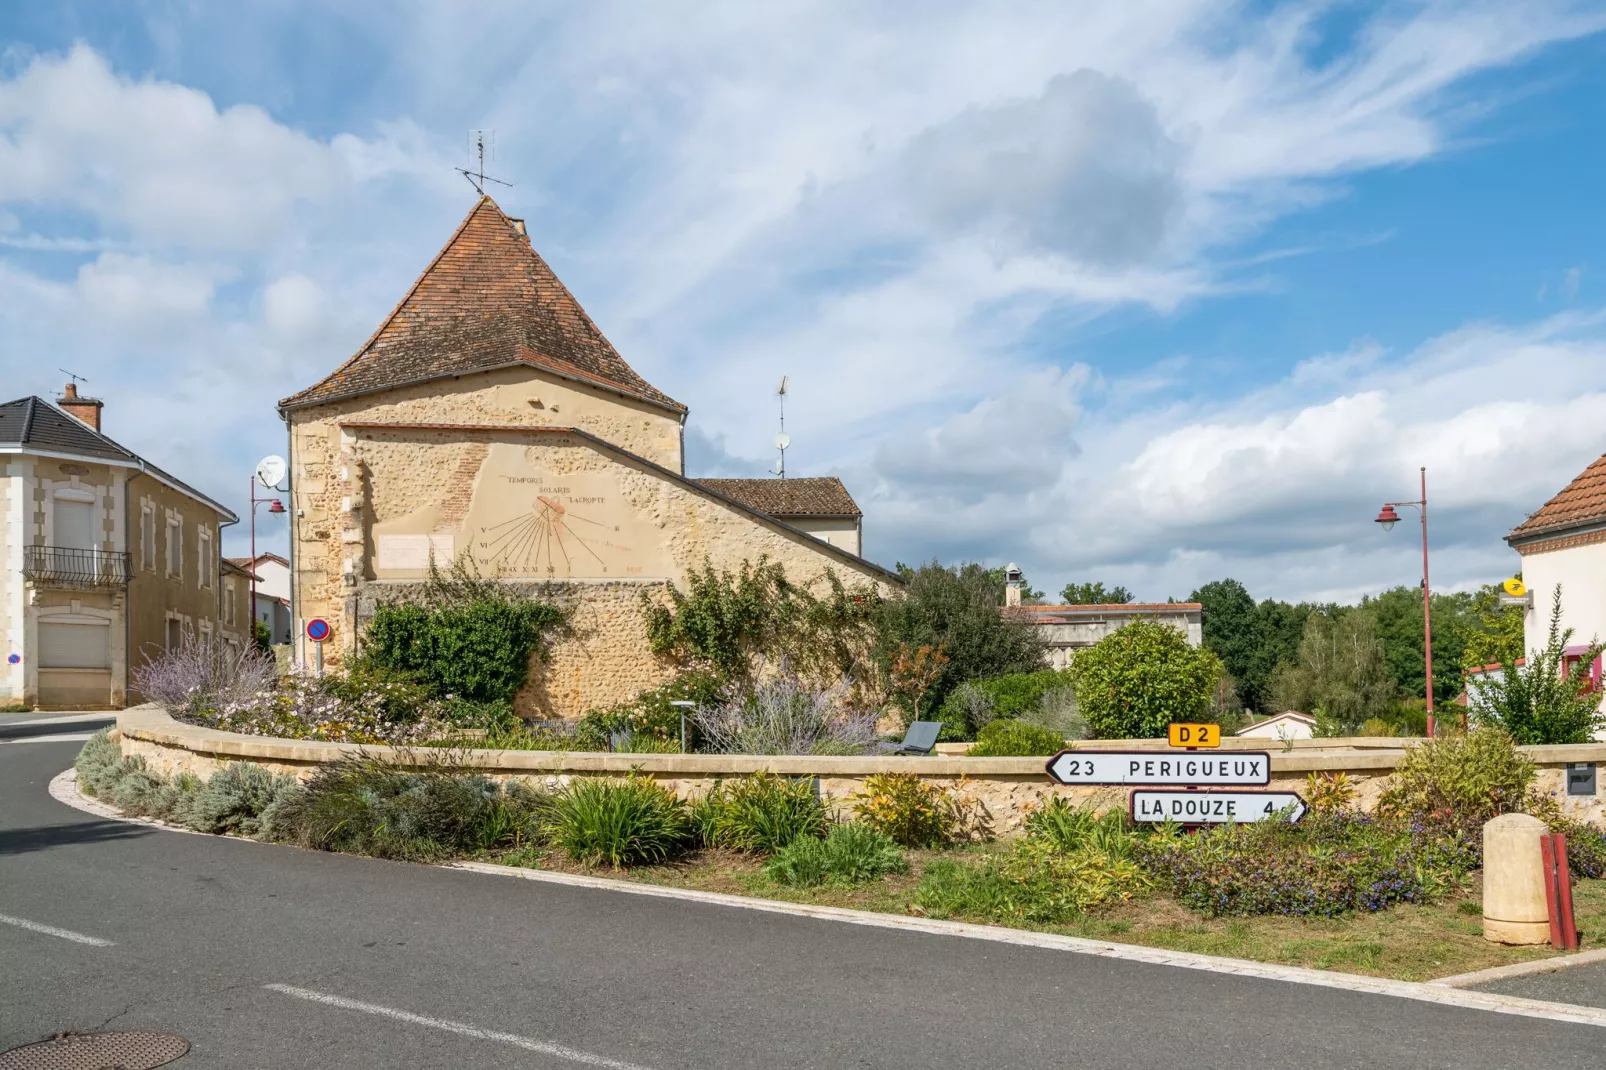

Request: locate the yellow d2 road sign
(1168, 723), (1221, 748)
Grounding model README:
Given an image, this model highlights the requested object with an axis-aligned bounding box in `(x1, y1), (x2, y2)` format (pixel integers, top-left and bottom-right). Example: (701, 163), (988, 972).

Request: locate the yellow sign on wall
(1168, 723), (1221, 748)
(1502, 577), (1527, 598)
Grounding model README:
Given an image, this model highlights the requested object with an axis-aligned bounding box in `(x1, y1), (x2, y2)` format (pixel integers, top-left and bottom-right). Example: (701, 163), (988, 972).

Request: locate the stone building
(698, 478), (862, 555)
(1, 389), (245, 708)
(1016, 602), (1204, 671)
(277, 196), (896, 718)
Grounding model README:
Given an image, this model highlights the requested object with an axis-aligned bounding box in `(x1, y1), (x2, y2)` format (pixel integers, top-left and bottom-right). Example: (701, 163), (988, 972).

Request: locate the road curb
(1432, 948), (1606, 989)
(45, 763), (1606, 1031)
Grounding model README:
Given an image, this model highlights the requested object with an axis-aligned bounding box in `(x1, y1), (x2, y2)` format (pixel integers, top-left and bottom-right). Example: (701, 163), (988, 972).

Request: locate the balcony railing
(22, 546), (132, 588)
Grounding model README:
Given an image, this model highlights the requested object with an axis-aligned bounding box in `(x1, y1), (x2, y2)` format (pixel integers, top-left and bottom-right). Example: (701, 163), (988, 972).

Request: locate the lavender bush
(133, 632), (276, 720)
(694, 673), (880, 755)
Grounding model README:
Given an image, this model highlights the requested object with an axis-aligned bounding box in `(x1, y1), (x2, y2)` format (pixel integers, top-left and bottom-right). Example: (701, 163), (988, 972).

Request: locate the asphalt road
(1474, 962), (1606, 1010)
(4, 738), (1606, 1069)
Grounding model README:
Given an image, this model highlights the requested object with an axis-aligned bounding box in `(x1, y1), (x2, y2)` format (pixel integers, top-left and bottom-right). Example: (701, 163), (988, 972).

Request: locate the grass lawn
(487, 845), (1606, 984)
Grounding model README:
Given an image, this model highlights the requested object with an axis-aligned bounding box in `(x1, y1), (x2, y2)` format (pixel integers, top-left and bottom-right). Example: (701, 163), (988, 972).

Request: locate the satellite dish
(255, 455), (287, 490)
(773, 432), (791, 450)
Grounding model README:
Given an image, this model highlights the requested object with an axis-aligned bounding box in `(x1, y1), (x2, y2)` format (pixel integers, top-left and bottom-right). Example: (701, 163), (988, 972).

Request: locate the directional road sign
(1044, 750), (1270, 787)
(1131, 790), (1306, 824)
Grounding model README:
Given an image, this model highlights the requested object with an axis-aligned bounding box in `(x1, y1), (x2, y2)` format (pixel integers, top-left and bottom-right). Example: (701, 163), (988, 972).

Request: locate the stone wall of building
(299, 422), (896, 717)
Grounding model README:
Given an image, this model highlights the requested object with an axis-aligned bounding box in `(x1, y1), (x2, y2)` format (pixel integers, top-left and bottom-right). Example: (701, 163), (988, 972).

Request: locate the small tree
(1268, 610), (1396, 734)
(1070, 620), (1222, 739)
(1469, 586), (1605, 745)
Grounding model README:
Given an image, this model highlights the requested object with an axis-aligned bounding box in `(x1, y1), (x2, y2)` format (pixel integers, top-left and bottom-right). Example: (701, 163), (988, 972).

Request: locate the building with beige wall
(278, 196), (896, 718)
(1017, 602), (1204, 671)
(2, 390), (240, 708)
(1506, 449), (1606, 732)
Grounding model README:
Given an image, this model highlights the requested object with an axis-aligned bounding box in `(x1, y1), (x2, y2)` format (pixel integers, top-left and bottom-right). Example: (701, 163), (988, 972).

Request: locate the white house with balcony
(1, 388), (241, 708)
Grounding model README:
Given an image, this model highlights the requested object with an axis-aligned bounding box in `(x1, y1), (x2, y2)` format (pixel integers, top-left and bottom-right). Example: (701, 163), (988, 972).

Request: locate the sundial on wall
(478, 493), (634, 576)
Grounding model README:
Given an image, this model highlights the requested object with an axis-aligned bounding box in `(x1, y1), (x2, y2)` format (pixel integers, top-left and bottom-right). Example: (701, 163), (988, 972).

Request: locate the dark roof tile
(696, 477), (860, 518)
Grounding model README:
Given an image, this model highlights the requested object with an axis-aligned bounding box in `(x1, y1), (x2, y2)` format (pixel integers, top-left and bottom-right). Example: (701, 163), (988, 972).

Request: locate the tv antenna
(59, 368), (89, 388)
(457, 130), (513, 195)
(772, 375), (790, 478)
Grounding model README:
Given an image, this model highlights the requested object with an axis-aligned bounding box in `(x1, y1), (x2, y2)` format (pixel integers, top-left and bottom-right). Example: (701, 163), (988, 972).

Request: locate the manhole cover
(0, 1032), (189, 1069)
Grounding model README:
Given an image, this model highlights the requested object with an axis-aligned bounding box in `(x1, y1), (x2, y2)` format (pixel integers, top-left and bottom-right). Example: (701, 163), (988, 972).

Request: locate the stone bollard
(1483, 813), (1551, 945)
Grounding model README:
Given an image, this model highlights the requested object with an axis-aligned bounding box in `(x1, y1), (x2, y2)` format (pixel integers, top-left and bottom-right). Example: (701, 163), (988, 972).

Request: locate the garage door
(38, 622), (110, 669)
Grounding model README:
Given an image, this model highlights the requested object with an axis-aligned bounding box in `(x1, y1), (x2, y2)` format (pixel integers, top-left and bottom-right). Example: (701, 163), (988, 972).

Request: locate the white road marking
(0, 912), (114, 946)
(2, 732), (96, 744)
(263, 984), (661, 1069)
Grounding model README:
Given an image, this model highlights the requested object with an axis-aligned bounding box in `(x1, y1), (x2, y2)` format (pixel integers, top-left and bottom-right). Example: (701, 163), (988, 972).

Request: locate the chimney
(57, 382), (104, 433)
(1004, 562), (1022, 608)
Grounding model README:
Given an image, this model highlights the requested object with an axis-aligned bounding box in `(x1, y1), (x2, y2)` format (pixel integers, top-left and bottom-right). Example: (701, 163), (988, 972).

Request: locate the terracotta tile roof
(279, 196), (683, 414)
(696, 477), (861, 518)
(1507, 450), (1606, 543)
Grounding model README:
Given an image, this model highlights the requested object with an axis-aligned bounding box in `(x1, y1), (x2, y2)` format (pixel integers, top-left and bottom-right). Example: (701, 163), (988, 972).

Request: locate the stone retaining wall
(113, 705), (1606, 837)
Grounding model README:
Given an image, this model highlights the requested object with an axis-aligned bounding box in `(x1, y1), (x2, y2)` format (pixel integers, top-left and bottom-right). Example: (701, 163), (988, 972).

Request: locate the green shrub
(851, 773), (958, 848)
(363, 560), (565, 704)
(913, 839), (1150, 924)
(764, 823), (907, 887)
(967, 719), (1064, 757)
(1071, 620), (1223, 739)
(74, 729), (128, 795)
(699, 772), (827, 853)
(1022, 798), (1137, 858)
(440, 697), (521, 733)
(1135, 809), (1474, 917)
(1470, 587), (1606, 744)
(936, 670), (1076, 740)
(573, 672), (722, 751)
(183, 763), (300, 836)
(273, 760), (545, 860)
(1378, 727), (1535, 826)
(545, 776), (691, 868)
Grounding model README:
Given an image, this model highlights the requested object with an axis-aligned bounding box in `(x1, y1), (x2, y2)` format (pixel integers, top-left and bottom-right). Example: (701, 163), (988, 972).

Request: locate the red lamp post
(1374, 467), (1446, 737)
(249, 480), (286, 642)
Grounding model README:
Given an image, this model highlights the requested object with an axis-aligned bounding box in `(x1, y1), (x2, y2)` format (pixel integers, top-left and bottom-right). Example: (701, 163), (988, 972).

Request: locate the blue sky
(3, 1), (1605, 605)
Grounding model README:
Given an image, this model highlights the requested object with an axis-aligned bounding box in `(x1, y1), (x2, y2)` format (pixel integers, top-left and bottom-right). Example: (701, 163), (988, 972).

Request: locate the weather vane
(457, 130), (513, 195)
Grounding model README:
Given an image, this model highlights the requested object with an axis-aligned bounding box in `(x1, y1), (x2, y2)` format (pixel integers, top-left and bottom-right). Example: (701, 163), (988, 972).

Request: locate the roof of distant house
(0, 396), (236, 521)
(221, 559), (260, 580)
(1508, 450), (1606, 544)
(279, 196), (683, 415)
(1234, 710), (1316, 735)
(229, 552), (289, 569)
(1019, 602), (1202, 617)
(696, 477), (861, 518)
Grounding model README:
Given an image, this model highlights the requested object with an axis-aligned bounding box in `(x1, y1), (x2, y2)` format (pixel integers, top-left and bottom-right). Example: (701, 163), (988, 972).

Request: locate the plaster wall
(1520, 541), (1606, 652)
(781, 517), (860, 555)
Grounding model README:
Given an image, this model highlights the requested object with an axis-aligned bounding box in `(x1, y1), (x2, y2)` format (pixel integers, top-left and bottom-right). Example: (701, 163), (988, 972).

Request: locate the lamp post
(249, 479), (285, 644)
(1374, 466), (1444, 736)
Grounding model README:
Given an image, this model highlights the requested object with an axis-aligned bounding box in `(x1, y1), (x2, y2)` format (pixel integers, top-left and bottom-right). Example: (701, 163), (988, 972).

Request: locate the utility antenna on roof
(772, 375), (790, 479)
(457, 130), (513, 195)
(59, 368), (89, 388)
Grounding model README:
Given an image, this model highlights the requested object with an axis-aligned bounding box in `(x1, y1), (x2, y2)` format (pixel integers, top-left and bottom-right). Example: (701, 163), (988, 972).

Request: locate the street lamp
(1374, 467), (1446, 736)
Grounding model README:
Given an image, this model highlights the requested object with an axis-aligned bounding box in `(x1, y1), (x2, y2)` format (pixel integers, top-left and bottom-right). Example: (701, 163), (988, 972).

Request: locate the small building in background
(696, 478), (862, 555)
(1234, 710), (1316, 741)
(228, 552), (292, 644)
(1016, 602), (1204, 671)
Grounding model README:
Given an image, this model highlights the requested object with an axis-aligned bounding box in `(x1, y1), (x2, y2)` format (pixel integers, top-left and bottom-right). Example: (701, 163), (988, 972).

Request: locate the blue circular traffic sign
(305, 618), (331, 643)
